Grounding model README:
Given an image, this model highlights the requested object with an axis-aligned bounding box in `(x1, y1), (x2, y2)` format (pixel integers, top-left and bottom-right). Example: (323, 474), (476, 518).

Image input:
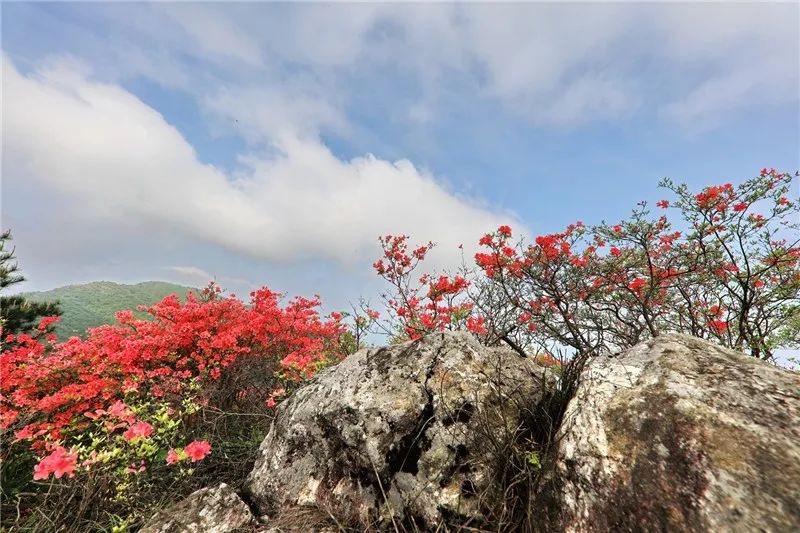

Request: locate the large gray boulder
(141, 483), (254, 533)
(244, 332), (553, 529)
(550, 334), (800, 532)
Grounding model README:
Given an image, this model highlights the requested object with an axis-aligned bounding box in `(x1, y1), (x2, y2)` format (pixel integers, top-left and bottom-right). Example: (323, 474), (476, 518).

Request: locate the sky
(2, 2), (799, 314)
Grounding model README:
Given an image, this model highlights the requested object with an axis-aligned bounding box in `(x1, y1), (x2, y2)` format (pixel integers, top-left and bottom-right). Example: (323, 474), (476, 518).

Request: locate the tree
(372, 235), (481, 341)
(475, 170), (799, 362)
(0, 230), (61, 336)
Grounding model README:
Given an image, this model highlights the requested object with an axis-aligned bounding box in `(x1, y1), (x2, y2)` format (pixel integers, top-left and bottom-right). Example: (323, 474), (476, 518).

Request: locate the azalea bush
(660, 169), (800, 358)
(1, 283), (346, 530)
(373, 169), (800, 368)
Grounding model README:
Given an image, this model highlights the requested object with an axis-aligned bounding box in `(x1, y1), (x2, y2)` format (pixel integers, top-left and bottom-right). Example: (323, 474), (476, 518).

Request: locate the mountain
(23, 281), (196, 339)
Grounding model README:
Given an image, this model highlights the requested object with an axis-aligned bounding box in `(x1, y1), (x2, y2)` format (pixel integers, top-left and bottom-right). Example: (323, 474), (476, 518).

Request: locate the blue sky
(2, 2), (798, 312)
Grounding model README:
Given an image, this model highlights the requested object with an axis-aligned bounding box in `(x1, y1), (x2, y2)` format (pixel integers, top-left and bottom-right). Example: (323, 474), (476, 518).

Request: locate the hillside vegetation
(24, 281), (195, 338)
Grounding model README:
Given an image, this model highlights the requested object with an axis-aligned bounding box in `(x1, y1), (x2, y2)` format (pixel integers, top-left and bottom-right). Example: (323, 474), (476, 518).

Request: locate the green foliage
(526, 450), (542, 470)
(22, 281), (195, 339)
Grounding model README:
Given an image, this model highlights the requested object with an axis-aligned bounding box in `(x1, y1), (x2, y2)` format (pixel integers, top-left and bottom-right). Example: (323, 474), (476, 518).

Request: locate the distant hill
(24, 281), (196, 339)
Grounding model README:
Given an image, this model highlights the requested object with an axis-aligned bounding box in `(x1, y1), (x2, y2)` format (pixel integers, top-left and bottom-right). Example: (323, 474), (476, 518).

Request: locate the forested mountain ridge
(23, 281), (196, 338)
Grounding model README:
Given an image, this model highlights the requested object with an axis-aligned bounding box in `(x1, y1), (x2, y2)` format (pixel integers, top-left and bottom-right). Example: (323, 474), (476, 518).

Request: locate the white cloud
(3, 56), (517, 268)
(156, 3), (796, 129)
(535, 75), (640, 126)
(9, 3), (795, 135)
(662, 64), (771, 132)
(234, 136), (514, 263)
(457, 4), (635, 116)
(156, 4), (263, 66)
(167, 266), (214, 283)
(655, 3), (799, 130)
(166, 266), (255, 294)
(204, 83), (346, 144)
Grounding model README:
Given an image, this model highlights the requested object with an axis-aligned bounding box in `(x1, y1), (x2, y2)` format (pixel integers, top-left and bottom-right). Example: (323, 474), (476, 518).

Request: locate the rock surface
(141, 483), (254, 533)
(244, 331), (553, 529)
(550, 334), (800, 532)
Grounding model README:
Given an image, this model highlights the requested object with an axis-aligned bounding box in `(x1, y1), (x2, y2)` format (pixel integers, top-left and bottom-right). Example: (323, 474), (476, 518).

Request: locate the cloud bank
(3, 56), (516, 267)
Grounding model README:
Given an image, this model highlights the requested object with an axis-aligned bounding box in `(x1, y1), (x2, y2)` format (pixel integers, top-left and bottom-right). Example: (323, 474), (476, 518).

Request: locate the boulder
(550, 334), (800, 532)
(244, 332), (553, 529)
(141, 483), (254, 533)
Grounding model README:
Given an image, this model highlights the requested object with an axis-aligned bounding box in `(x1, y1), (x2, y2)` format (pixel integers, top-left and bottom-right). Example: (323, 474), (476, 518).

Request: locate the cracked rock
(243, 332), (553, 529)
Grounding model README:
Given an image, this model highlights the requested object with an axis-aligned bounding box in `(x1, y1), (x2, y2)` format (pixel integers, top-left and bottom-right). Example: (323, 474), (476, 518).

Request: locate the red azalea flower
(708, 319), (728, 333)
(33, 446), (77, 480)
(166, 449), (180, 464)
(184, 440), (211, 462)
(466, 316), (487, 335)
(123, 421), (153, 441)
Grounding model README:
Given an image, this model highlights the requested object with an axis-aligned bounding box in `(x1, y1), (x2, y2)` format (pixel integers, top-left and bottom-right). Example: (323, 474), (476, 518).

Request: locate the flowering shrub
(472, 221), (602, 358)
(373, 169), (799, 364)
(659, 168), (799, 358)
(1, 283), (345, 529)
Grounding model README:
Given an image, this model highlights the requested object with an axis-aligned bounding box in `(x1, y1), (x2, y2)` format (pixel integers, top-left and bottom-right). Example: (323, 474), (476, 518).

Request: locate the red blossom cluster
(1, 283), (345, 479)
(373, 235), (483, 340)
(184, 440), (211, 462)
(695, 183), (735, 210)
(476, 222), (589, 280)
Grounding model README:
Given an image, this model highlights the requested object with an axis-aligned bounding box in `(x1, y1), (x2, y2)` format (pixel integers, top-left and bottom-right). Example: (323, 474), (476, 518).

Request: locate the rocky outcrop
(243, 331), (554, 530)
(141, 333), (800, 532)
(141, 483), (255, 533)
(549, 334), (800, 532)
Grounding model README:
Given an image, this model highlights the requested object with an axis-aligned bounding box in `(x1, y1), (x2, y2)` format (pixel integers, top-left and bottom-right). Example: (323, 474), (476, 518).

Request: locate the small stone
(141, 483), (255, 533)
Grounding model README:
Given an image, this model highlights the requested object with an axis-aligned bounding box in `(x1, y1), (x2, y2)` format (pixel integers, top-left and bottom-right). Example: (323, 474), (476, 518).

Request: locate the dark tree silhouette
(0, 230), (61, 336)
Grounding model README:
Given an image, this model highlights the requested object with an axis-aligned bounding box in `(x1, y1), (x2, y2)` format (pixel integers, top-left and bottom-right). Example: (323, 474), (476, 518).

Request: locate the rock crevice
(385, 345), (440, 478)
